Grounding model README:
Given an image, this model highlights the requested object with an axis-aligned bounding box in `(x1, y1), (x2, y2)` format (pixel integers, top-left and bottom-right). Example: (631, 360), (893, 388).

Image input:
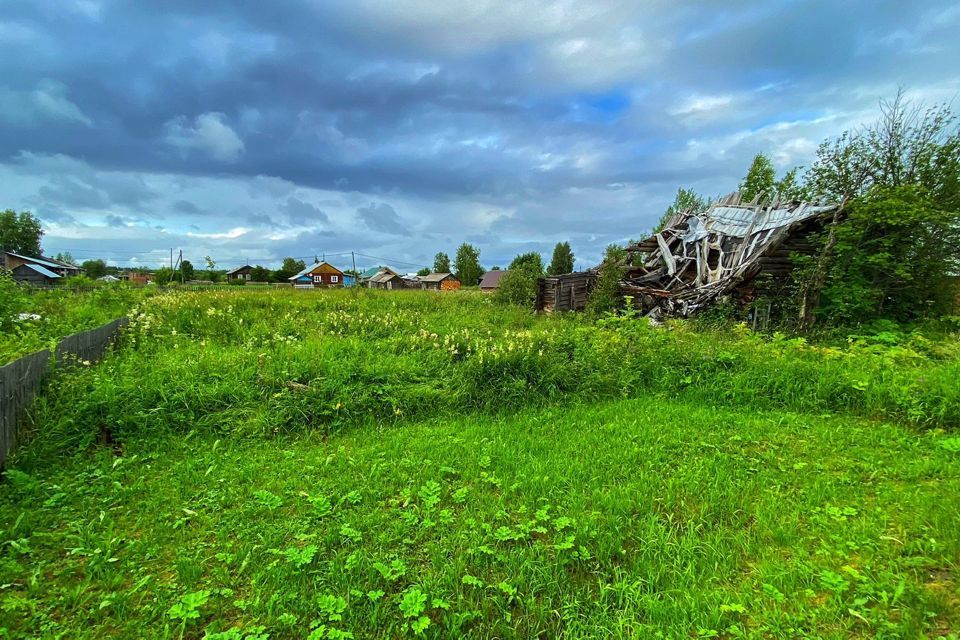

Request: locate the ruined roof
(419, 272), (457, 282)
(369, 269), (402, 284)
(624, 192), (842, 316)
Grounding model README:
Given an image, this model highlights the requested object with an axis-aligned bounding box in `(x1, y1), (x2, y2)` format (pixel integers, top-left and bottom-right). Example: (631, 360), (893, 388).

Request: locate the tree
(453, 243), (484, 286)
(773, 167), (808, 201)
(274, 257), (306, 282)
(153, 266), (175, 286)
(508, 252), (544, 275)
(740, 154), (776, 201)
(798, 92), (960, 327)
(547, 242), (575, 275)
(55, 251), (76, 265)
(433, 251), (451, 273)
(586, 244), (627, 316)
(494, 264), (540, 308)
(416, 267), (430, 277)
(817, 185), (959, 323)
(180, 260), (195, 281)
(250, 265), (271, 282)
(0, 209), (43, 256)
(806, 90), (960, 209)
(81, 259), (108, 279)
(655, 188), (709, 233)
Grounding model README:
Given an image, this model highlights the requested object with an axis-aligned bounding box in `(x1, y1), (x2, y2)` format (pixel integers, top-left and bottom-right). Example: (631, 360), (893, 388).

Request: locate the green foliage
(656, 187), (709, 233)
(416, 267), (430, 277)
(819, 185), (959, 323)
(0, 209), (44, 256)
(0, 281), (142, 362)
(796, 94), (960, 326)
(806, 91), (960, 206)
(0, 269), (29, 329)
(507, 252), (543, 275)
(55, 252), (75, 265)
(493, 265), (539, 308)
(4, 290), (960, 637)
(546, 242), (575, 275)
(274, 257), (306, 282)
(181, 260), (196, 281)
(433, 252), (451, 274)
(774, 167), (808, 201)
(586, 244), (626, 316)
(739, 153), (776, 201)
(453, 243), (484, 286)
(153, 266), (175, 286)
(249, 265), (271, 282)
(81, 259), (108, 279)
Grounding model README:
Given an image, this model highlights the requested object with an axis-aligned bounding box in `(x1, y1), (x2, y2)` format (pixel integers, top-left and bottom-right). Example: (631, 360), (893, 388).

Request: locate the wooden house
(622, 193), (843, 317)
(1, 251), (81, 284)
(479, 270), (509, 293)
(359, 266), (397, 285)
(418, 273), (461, 291)
(535, 272), (597, 313)
(288, 262), (345, 288)
(368, 269), (405, 289)
(10, 262), (61, 284)
(226, 265), (253, 281)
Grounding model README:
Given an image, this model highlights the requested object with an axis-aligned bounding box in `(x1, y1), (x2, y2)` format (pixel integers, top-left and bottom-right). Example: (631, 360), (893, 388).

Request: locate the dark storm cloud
(356, 202), (411, 236)
(1, 0), (958, 266)
(282, 197), (329, 226)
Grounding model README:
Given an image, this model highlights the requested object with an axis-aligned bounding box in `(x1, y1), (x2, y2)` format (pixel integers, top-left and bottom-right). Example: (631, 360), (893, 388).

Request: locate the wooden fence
(0, 317), (128, 469)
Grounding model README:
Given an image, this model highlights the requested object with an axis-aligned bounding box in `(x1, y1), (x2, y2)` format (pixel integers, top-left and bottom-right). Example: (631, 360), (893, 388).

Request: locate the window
(314, 275), (321, 283)
(331, 275), (339, 283)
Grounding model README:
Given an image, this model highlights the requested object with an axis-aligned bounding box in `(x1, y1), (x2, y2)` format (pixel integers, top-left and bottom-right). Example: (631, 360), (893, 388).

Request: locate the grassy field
(0, 280), (143, 364)
(2, 289), (959, 638)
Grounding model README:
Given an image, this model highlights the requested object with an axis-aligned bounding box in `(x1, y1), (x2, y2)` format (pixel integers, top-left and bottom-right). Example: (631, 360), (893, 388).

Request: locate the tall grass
(21, 289), (959, 462)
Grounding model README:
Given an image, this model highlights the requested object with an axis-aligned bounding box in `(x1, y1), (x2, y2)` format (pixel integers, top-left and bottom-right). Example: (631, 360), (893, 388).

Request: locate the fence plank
(1, 317), (128, 469)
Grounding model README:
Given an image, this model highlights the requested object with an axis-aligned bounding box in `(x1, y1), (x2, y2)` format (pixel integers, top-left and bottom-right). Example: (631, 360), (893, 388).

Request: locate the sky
(1, 1), (959, 272)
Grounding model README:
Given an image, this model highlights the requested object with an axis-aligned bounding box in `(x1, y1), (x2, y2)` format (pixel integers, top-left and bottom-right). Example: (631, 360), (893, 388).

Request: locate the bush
(0, 270), (28, 329)
(494, 267), (539, 308)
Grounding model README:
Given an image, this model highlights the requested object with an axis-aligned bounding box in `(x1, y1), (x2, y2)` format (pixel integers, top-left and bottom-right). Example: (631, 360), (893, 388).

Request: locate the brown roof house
(479, 270), (509, 293)
(418, 272), (461, 291)
(226, 265), (253, 281)
(289, 262), (345, 288)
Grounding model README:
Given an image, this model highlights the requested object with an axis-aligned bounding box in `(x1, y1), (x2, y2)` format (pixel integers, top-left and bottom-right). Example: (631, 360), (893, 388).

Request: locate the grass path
(2, 398), (958, 638)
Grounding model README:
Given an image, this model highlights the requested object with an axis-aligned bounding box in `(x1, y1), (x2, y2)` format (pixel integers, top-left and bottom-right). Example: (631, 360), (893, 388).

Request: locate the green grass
(0, 283), (143, 364)
(1, 289), (959, 638)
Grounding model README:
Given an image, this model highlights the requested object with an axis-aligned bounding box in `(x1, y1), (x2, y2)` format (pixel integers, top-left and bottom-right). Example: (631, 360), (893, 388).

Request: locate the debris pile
(622, 193), (842, 316)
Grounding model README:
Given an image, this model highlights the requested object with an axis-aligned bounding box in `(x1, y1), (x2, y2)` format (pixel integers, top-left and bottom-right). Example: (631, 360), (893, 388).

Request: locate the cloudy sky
(1, 1), (958, 271)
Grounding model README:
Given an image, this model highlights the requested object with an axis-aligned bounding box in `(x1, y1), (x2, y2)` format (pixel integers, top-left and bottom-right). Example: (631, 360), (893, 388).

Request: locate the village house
(358, 265), (396, 286)
(288, 261), (345, 288)
(0, 250), (81, 284)
(479, 270), (509, 293)
(367, 268), (405, 289)
(226, 265), (253, 281)
(418, 272), (461, 291)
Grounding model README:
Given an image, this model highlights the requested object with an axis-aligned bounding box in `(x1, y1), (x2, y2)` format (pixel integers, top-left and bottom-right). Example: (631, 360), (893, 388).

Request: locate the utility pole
(179, 250), (184, 284)
(351, 251), (357, 289)
(170, 248), (173, 271)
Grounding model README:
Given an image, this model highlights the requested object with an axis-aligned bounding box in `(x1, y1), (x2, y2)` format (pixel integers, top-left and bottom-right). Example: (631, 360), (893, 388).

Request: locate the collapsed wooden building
(535, 272), (597, 313)
(622, 193), (842, 317)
